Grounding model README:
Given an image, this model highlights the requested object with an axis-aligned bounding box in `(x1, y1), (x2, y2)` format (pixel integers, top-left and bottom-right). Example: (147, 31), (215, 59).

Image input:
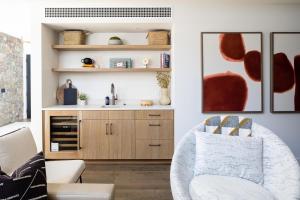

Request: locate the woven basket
(63, 30), (86, 45)
(147, 31), (169, 45)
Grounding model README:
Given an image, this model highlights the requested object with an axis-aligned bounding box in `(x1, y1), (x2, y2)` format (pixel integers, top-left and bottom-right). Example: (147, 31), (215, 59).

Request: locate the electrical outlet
(0, 88), (5, 93)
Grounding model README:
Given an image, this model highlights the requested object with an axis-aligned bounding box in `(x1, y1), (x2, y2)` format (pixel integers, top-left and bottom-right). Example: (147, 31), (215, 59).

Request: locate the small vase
(78, 100), (87, 106)
(159, 88), (171, 105)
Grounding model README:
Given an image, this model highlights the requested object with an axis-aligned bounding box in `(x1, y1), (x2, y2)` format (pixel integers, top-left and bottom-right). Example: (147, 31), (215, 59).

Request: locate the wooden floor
(82, 162), (173, 200)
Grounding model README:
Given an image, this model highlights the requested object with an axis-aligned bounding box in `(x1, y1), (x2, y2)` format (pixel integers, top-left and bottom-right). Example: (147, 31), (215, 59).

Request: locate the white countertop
(42, 105), (174, 111)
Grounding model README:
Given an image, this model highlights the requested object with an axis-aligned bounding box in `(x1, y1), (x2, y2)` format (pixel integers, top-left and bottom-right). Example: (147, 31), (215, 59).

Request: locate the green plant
(79, 93), (88, 101)
(156, 72), (171, 88)
(109, 36), (121, 40)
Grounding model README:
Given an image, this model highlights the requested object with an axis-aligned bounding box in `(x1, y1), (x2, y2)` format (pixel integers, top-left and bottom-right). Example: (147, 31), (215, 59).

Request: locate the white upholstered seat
(48, 183), (115, 200)
(170, 120), (300, 200)
(189, 175), (274, 200)
(46, 160), (86, 183)
(0, 127), (85, 184)
(0, 127), (115, 200)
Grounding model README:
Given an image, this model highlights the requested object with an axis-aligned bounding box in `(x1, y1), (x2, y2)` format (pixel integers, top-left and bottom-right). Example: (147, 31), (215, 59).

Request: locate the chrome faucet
(110, 83), (118, 105)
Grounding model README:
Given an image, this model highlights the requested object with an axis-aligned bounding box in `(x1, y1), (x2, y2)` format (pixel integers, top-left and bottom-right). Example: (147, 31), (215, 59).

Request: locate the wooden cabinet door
(81, 119), (110, 159)
(109, 120), (135, 159)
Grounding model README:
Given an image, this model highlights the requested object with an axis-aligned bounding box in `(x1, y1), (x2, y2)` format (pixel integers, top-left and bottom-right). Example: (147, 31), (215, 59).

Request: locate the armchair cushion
(194, 131), (263, 184)
(46, 160), (85, 183)
(47, 183), (115, 200)
(189, 175), (274, 200)
(0, 128), (37, 175)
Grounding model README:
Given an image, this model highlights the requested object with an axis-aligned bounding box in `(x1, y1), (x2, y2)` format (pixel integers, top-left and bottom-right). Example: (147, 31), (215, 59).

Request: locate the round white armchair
(170, 121), (300, 200)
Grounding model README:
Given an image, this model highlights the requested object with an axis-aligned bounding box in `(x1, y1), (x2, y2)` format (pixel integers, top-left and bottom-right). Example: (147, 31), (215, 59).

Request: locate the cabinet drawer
(109, 111), (134, 119)
(136, 120), (173, 140)
(81, 111), (109, 120)
(45, 110), (78, 116)
(136, 139), (173, 159)
(135, 110), (173, 120)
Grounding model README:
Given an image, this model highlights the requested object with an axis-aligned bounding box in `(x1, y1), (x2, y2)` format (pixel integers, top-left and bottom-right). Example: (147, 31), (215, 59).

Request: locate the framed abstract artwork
(201, 32), (263, 113)
(271, 32), (300, 113)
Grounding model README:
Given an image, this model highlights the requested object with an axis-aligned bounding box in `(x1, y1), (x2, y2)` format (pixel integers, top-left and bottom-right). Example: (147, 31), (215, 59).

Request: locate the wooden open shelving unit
(51, 44), (171, 73)
(52, 44), (171, 51)
(52, 67), (171, 73)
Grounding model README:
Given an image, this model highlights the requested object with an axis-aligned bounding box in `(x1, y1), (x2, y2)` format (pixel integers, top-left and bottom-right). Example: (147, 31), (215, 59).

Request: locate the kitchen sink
(101, 105), (126, 108)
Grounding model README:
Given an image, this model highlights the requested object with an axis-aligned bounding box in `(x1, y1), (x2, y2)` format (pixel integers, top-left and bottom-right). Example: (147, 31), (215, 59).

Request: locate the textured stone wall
(0, 32), (23, 126)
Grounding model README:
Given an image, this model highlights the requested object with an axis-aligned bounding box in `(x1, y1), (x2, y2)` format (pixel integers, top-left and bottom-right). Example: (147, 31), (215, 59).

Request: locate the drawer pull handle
(148, 114), (161, 117)
(110, 123), (113, 135)
(149, 144), (161, 147)
(78, 120), (82, 149)
(106, 123), (109, 135)
(149, 124), (160, 127)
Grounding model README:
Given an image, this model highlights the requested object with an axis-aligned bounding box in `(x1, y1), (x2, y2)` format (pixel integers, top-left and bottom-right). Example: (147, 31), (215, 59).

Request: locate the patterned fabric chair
(170, 121), (300, 200)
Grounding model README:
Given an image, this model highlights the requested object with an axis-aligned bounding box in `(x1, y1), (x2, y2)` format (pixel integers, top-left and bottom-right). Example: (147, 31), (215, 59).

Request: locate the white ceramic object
(142, 58), (150, 67)
(159, 88), (171, 105)
(108, 39), (122, 45)
(78, 99), (87, 106)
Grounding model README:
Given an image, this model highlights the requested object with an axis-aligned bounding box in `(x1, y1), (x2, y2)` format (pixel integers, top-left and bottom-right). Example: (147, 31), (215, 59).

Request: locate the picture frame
(270, 32), (300, 113)
(201, 32), (263, 113)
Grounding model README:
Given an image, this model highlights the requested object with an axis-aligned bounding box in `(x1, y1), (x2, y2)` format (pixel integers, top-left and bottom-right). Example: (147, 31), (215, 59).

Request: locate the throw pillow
(0, 152), (47, 200)
(204, 116), (221, 134)
(204, 115), (252, 136)
(194, 131), (263, 184)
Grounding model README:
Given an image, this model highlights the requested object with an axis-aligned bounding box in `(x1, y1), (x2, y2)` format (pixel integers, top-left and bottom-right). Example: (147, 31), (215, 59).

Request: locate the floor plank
(82, 162), (173, 200)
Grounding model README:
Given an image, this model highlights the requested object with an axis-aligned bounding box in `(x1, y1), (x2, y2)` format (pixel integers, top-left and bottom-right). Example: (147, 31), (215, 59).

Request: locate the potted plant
(78, 93), (88, 106)
(156, 72), (171, 105)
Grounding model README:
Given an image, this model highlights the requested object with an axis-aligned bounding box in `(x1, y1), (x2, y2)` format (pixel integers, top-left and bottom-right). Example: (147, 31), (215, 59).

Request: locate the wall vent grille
(45, 7), (171, 18)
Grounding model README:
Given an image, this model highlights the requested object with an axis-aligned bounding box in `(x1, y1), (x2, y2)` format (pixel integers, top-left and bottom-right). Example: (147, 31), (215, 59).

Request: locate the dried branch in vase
(156, 72), (171, 88)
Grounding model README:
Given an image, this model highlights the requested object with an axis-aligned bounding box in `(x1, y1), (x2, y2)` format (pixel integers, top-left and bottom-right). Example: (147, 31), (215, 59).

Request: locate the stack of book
(160, 53), (170, 68)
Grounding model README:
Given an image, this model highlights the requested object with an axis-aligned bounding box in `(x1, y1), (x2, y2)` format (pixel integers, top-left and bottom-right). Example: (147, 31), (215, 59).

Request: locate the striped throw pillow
(0, 152), (47, 200)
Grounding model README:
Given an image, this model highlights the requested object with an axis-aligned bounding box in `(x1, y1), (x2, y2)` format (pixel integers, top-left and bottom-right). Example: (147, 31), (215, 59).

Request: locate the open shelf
(52, 67), (171, 73)
(52, 44), (171, 51)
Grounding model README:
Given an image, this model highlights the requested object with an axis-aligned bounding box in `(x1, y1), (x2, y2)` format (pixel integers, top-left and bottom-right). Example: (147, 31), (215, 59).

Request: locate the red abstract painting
(271, 33), (300, 112)
(202, 32), (262, 112)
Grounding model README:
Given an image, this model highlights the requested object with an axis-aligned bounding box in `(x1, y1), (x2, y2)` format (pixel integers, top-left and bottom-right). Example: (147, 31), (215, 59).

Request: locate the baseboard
(85, 160), (172, 165)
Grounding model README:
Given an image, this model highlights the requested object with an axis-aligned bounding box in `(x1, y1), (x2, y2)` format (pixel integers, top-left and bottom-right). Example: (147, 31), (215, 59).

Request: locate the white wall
(0, 0), (30, 41)
(172, 1), (300, 161)
(30, 0), (300, 160)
